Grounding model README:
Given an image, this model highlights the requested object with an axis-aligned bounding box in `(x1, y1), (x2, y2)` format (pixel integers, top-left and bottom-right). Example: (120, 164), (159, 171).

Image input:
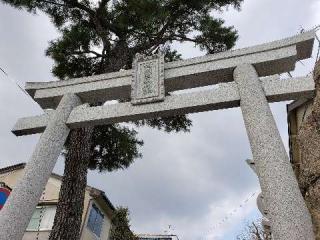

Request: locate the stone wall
(297, 60), (320, 239)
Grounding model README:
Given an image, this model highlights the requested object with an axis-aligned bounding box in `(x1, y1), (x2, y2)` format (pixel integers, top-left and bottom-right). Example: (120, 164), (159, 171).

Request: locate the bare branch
(65, 0), (95, 15)
(72, 50), (103, 57)
(36, 0), (67, 7)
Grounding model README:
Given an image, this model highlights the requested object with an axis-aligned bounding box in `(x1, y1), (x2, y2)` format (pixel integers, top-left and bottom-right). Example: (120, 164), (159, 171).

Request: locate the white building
(137, 234), (180, 240)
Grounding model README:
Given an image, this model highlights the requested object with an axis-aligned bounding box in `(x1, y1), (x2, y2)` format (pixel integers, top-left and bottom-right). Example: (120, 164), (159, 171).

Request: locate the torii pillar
(235, 64), (313, 239)
(0, 94), (82, 240)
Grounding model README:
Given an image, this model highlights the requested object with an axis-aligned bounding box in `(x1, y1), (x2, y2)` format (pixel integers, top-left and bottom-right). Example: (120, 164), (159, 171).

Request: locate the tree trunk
(297, 60), (320, 239)
(49, 127), (94, 240)
(49, 58), (124, 240)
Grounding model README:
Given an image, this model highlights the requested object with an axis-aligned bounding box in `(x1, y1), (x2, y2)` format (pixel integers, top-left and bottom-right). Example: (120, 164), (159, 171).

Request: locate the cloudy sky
(0, 0), (319, 239)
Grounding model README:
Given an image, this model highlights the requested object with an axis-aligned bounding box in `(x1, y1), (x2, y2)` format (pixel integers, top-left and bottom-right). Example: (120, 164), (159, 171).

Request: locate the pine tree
(1, 0), (242, 239)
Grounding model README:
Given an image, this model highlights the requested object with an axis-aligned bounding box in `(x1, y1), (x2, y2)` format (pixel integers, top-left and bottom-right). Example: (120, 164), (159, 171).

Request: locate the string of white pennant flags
(200, 191), (258, 240)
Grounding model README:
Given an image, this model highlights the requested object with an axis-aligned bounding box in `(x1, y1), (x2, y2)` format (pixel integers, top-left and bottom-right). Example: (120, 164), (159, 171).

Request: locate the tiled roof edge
(0, 163), (26, 174)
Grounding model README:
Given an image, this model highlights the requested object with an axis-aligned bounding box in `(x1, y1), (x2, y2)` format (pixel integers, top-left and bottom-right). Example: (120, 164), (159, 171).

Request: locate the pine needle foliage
(1, 0), (242, 239)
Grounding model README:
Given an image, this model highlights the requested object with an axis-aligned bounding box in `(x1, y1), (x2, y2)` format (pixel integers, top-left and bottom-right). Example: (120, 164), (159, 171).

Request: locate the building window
(87, 204), (104, 237)
(26, 205), (56, 231)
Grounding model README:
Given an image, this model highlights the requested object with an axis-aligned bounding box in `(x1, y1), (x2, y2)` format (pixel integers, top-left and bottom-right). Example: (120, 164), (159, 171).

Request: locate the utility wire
(0, 66), (38, 105)
(297, 25), (320, 76)
(0, 66), (7, 75)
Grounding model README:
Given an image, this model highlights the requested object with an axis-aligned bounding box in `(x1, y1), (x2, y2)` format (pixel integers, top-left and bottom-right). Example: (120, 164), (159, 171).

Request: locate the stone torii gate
(0, 31), (317, 240)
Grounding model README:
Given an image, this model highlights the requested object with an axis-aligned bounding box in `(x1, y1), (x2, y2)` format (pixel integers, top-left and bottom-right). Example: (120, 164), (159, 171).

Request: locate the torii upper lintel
(24, 30), (315, 109)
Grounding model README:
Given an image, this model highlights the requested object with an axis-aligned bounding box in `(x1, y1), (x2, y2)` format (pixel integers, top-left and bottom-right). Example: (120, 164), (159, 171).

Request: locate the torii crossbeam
(0, 31), (316, 240)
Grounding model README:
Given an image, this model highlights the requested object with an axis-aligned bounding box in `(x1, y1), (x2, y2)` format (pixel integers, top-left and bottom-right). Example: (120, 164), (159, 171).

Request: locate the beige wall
(288, 100), (313, 170)
(22, 231), (50, 240)
(0, 169), (61, 203)
(0, 168), (112, 240)
(295, 101), (313, 130)
(80, 200), (112, 240)
(0, 168), (24, 189)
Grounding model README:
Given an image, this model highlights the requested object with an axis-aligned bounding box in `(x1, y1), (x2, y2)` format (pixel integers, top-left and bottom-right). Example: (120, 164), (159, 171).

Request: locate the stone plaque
(131, 53), (165, 105)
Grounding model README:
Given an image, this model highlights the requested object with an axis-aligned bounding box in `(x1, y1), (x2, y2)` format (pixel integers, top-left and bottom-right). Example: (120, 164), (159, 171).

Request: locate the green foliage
(1, 0), (242, 172)
(89, 124), (143, 171)
(1, 0), (242, 78)
(109, 207), (138, 240)
(135, 115), (192, 133)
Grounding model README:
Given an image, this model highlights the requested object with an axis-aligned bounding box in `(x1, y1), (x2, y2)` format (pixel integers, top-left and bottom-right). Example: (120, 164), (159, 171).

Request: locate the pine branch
(65, 0), (95, 15)
(36, 0), (67, 7)
(73, 50), (103, 57)
(172, 34), (197, 42)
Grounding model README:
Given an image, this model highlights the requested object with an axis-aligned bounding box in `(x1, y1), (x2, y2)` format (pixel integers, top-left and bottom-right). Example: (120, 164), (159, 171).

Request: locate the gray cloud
(88, 109), (258, 239)
(0, 0), (319, 239)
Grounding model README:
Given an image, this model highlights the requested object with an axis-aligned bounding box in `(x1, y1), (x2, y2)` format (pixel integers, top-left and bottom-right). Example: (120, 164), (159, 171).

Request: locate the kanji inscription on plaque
(131, 53), (165, 105)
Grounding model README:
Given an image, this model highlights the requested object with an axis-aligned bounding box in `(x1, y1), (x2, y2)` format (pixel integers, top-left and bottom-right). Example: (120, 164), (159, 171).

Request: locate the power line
(295, 25), (320, 76)
(0, 66), (8, 76)
(0, 66), (38, 104)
